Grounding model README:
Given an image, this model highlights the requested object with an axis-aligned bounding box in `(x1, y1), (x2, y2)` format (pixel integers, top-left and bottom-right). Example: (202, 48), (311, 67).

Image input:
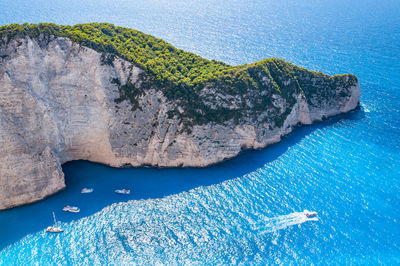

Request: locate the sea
(0, 0), (399, 264)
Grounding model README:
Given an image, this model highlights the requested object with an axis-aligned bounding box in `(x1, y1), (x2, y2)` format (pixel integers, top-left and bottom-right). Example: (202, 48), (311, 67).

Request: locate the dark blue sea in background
(1, 0), (400, 264)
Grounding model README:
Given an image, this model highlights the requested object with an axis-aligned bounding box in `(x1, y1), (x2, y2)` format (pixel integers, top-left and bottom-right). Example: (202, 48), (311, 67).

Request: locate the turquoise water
(1, 0), (400, 264)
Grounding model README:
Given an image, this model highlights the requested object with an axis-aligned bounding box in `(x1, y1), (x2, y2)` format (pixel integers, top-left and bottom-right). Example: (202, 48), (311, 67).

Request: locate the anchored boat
(63, 205), (80, 213)
(115, 189), (130, 195)
(81, 188), (94, 193)
(46, 212), (63, 233)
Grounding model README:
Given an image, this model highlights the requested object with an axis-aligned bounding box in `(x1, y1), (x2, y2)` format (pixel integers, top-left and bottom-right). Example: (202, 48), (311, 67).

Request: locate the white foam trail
(261, 212), (318, 233)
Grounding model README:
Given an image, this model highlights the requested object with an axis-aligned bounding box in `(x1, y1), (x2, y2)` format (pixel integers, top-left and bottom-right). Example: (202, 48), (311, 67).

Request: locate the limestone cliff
(0, 32), (360, 210)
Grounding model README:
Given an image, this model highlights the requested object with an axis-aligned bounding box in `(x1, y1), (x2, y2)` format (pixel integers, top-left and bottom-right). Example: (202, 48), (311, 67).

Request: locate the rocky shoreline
(0, 35), (360, 210)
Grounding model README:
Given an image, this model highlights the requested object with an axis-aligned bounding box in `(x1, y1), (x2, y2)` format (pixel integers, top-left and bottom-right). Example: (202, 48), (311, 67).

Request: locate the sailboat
(46, 212), (64, 233)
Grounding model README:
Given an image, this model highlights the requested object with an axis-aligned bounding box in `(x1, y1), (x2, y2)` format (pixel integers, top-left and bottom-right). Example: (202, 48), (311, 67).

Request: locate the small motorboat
(63, 205), (80, 213)
(81, 188), (94, 193)
(115, 189), (130, 195)
(46, 212), (64, 233)
(303, 210), (317, 218)
(46, 226), (64, 233)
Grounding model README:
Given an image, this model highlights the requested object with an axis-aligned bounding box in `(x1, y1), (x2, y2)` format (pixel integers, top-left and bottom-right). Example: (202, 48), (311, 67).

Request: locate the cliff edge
(0, 23), (360, 209)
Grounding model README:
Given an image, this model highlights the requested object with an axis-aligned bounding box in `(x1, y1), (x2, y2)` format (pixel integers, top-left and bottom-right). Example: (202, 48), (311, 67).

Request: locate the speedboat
(81, 188), (94, 193)
(63, 205), (80, 213)
(46, 212), (63, 233)
(115, 189), (130, 195)
(303, 210), (317, 218)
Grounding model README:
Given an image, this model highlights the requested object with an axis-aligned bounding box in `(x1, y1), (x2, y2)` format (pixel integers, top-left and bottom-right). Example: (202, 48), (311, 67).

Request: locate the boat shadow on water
(0, 108), (365, 251)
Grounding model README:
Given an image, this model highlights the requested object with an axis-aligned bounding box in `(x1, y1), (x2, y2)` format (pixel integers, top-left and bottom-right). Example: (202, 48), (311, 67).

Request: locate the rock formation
(0, 29), (360, 209)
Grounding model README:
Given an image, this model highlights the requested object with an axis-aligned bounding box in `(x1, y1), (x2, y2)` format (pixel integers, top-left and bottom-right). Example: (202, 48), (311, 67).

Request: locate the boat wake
(261, 211), (318, 233)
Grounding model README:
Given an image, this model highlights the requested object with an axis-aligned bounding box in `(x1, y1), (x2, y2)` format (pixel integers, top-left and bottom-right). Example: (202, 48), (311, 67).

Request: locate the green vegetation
(0, 22), (232, 86)
(0, 23), (358, 128)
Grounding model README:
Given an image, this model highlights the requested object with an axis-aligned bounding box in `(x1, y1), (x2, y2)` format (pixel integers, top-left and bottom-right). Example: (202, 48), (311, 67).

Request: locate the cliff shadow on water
(0, 108), (364, 251)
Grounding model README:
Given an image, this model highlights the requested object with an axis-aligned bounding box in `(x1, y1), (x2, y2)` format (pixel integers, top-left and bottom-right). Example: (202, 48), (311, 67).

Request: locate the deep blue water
(1, 0), (400, 264)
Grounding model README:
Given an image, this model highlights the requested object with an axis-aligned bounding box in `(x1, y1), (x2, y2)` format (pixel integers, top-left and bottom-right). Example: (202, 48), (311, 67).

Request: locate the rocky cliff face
(0, 36), (360, 210)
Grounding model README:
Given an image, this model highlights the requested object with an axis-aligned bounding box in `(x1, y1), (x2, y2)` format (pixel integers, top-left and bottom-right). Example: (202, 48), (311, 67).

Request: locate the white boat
(115, 189), (130, 195)
(46, 212), (64, 233)
(63, 205), (80, 213)
(303, 210), (317, 218)
(81, 188), (94, 193)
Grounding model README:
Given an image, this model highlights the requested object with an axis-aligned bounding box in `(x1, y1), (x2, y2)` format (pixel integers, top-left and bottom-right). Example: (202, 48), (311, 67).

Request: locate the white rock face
(0, 37), (360, 209)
